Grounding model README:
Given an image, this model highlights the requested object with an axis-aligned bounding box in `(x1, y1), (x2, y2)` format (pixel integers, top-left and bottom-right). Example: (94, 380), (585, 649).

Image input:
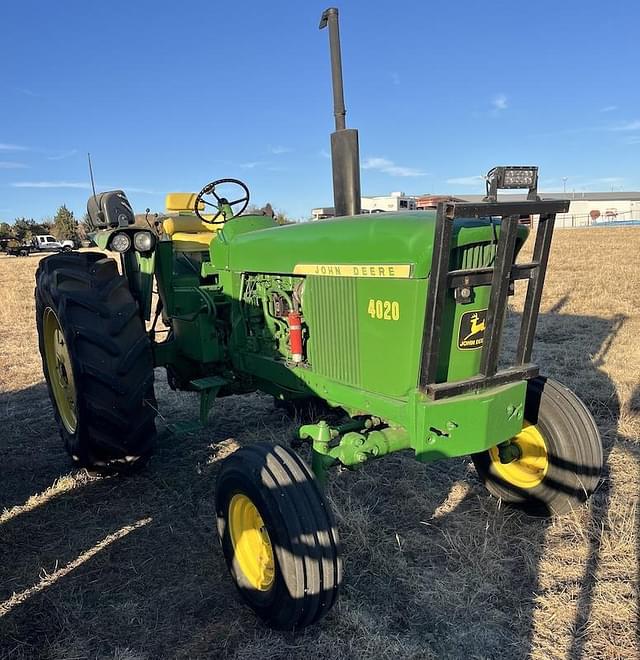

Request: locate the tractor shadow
(0, 306), (637, 659)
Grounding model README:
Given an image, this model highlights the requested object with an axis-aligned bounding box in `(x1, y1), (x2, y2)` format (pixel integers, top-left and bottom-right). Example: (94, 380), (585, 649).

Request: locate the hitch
(298, 418), (410, 486)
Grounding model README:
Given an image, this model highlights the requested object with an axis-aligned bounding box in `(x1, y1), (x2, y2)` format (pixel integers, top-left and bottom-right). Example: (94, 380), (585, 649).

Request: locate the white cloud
(239, 161), (265, 169)
(11, 180), (159, 194)
(600, 105), (618, 113)
(492, 94), (508, 111)
(319, 149), (331, 159)
(11, 181), (90, 189)
(47, 149), (78, 161)
(446, 175), (485, 186)
(608, 120), (640, 131)
(362, 156), (427, 177)
(270, 145), (293, 155)
(626, 135), (640, 145)
(0, 162), (27, 169)
(0, 143), (28, 151)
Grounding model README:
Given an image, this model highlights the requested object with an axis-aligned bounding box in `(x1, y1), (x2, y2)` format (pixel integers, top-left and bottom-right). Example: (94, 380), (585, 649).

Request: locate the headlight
(133, 231), (154, 252)
(485, 165), (539, 201)
(486, 166), (538, 190)
(110, 232), (131, 252)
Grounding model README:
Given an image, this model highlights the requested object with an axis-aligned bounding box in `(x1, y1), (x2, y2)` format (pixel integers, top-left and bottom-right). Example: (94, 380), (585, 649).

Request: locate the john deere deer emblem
(458, 309), (487, 350)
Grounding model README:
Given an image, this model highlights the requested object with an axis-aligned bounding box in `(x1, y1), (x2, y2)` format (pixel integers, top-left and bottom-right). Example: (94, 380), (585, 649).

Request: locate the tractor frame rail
(421, 199), (570, 400)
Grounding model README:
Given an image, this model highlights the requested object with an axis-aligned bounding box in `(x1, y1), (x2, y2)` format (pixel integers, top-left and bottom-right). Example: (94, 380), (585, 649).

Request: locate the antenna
(87, 152), (97, 199)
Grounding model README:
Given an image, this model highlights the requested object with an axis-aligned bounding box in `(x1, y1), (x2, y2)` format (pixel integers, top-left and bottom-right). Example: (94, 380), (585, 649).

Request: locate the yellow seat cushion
(163, 215), (220, 236)
(163, 213), (222, 252)
(169, 231), (216, 252)
(163, 194), (222, 252)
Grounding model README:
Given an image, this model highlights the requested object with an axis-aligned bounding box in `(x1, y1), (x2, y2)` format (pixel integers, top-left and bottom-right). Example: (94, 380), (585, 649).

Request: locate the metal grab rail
(420, 199), (570, 400)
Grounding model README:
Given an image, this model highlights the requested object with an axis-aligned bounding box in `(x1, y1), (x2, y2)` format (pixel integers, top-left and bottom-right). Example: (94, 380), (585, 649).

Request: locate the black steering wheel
(194, 178), (250, 224)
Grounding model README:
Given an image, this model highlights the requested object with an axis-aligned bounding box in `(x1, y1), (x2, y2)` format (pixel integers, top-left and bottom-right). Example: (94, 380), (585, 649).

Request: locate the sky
(1, 0), (639, 222)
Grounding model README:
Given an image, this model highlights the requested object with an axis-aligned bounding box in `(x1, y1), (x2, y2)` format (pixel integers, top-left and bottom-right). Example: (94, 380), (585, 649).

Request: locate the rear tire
(216, 443), (342, 629)
(472, 377), (603, 516)
(35, 251), (156, 469)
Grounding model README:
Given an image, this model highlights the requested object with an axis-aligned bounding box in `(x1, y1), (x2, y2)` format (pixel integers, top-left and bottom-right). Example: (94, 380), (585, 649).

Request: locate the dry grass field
(0, 228), (638, 659)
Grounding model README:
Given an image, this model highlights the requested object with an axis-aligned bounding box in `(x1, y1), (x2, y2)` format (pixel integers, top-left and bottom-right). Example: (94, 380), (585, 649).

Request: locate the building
(310, 206), (336, 221)
(361, 192), (417, 213)
(311, 191), (640, 227)
(415, 194), (467, 209)
(311, 192), (417, 220)
(457, 192), (640, 228)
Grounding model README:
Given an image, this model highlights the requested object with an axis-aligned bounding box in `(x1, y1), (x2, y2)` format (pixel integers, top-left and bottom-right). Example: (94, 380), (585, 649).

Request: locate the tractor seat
(163, 193), (221, 252)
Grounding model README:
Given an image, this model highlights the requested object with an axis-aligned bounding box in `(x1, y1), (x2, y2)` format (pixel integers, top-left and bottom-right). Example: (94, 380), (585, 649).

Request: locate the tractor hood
(213, 211), (528, 279)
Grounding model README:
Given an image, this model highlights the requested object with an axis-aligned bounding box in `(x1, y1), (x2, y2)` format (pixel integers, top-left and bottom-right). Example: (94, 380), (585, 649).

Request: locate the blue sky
(1, 0), (639, 222)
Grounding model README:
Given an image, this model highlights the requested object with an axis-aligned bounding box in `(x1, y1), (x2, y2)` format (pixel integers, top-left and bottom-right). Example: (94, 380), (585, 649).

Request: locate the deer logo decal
(458, 309), (487, 350)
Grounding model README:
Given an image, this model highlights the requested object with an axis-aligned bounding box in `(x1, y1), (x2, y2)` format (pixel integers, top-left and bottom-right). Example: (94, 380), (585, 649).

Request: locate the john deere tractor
(35, 8), (602, 630)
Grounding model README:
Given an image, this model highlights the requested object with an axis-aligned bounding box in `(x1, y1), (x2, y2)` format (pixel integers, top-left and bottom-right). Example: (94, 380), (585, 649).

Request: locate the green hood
(211, 211), (528, 278)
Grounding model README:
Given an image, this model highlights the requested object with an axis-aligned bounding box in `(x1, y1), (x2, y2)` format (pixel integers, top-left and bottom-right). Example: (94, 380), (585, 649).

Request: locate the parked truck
(31, 235), (75, 252)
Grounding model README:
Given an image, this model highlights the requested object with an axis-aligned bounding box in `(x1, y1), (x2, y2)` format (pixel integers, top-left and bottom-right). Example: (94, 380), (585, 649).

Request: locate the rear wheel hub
(43, 307), (77, 434)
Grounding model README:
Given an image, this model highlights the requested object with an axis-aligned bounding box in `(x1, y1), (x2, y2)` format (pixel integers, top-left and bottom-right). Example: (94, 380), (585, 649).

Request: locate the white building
(361, 192), (417, 213)
(311, 192), (417, 220)
(311, 191), (640, 226)
(459, 192), (640, 228)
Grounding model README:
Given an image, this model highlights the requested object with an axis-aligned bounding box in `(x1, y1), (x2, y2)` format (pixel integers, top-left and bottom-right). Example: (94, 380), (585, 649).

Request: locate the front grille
(451, 243), (497, 270)
(305, 277), (361, 387)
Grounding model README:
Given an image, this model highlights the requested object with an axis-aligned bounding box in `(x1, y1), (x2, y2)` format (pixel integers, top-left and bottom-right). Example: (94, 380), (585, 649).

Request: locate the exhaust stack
(319, 7), (361, 217)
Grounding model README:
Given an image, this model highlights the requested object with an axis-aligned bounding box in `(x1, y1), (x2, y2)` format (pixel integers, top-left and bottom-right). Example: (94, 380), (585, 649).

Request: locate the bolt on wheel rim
(228, 493), (275, 591)
(43, 307), (77, 434)
(489, 422), (549, 489)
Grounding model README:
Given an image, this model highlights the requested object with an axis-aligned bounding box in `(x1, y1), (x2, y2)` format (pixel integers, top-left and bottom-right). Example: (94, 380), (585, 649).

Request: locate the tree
(275, 210), (294, 225)
(0, 222), (13, 238)
(52, 205), (79, 243)
(12, 217), (38, 241)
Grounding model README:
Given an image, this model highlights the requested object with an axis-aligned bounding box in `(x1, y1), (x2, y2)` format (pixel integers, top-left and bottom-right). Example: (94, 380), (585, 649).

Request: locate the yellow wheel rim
(43, 307), (77, 434)
(489, 422), (549, 489)
(228, 494), (275, 591)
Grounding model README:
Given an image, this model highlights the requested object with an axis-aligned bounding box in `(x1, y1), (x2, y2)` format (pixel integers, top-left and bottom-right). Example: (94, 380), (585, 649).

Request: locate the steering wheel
(194, 178), (250, 224)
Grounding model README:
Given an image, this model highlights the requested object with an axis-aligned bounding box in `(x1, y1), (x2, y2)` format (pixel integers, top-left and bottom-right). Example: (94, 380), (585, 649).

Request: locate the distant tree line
(0, 201), (295, 246)
(0, 206), (89, 245)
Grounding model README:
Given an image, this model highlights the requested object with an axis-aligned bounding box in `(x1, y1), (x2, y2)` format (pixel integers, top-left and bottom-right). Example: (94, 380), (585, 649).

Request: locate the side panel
(303, 276), (427, 398)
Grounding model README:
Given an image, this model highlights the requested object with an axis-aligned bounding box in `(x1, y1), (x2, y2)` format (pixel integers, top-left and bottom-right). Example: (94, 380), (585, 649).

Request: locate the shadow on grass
(0, 307), (637, 659)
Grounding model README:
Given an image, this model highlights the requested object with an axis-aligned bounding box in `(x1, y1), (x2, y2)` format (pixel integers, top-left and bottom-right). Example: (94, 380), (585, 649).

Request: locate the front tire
(216, 443), (342, 630)
(35, 251), (157, 469)
(472, 377), (603, 516)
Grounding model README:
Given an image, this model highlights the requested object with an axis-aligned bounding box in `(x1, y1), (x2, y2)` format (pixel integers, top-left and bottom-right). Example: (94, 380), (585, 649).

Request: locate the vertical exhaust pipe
(320, 7), (361, 217)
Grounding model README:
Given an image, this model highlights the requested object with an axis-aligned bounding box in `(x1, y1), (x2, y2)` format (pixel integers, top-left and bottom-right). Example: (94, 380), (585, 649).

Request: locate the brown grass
(0, 230), (638, 660)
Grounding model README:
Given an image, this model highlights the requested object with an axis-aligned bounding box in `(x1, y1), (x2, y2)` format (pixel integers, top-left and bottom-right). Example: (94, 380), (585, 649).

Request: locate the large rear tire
(35, 251), (156, 469)
(472, 377), (603, 516)
(216, 443), (342, 630)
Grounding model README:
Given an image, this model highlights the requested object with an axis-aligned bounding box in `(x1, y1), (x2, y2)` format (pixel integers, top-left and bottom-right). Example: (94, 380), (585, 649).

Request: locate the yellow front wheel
(488, 422), (549, 490)
(472, 377), (603, 516)
(216, 443), (342, 630)
(228, 494), (275, 592)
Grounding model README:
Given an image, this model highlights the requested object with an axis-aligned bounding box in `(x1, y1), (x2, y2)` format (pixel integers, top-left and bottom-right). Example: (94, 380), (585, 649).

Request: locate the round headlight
(110, 232), (131, 253)
(133, 231), (154, 252)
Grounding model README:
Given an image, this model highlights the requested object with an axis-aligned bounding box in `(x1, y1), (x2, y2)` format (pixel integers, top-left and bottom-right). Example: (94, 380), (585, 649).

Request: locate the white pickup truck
(31, 235), (75, 252)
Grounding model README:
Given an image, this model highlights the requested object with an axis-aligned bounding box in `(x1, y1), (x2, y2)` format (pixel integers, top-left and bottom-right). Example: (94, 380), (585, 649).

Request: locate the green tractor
(35, 8), (602, 630)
